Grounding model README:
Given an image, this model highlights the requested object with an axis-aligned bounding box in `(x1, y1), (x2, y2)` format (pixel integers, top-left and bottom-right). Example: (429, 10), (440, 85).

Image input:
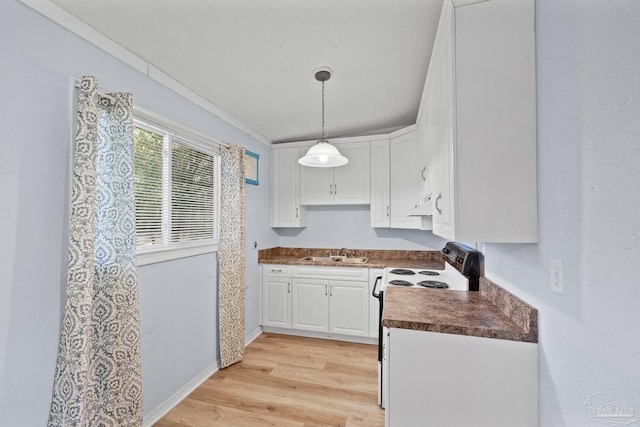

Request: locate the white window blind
(170, 137), (216, 243)
(133, 117), (220, 261)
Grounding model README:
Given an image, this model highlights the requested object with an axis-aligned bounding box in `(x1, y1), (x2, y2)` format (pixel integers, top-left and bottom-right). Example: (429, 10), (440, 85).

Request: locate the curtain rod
(74, 80), (116, 105)
(74, 79), (231, 149)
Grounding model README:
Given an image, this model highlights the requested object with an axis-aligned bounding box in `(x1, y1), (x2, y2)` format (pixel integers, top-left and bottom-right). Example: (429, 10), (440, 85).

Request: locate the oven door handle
(372, 275), (383, 299)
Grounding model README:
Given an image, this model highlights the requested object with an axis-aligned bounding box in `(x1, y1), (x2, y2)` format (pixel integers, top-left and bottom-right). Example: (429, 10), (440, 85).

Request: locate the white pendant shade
(298, 140), (349, 167)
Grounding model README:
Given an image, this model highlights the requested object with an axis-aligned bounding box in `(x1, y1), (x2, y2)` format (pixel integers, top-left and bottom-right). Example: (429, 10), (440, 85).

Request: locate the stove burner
(388, 280), (413, 287)
(417, 280), (449, 289)
(389, 269), (416, 275)
(419, 270), (440, 276)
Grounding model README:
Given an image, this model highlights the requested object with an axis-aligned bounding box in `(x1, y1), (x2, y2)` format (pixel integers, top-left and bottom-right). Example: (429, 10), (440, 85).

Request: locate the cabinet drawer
(263, 264), (291, 277)
(291, 265), (368, 281)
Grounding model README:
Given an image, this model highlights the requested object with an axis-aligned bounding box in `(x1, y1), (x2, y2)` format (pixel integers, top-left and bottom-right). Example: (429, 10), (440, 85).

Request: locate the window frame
(132, 106), (223, 266)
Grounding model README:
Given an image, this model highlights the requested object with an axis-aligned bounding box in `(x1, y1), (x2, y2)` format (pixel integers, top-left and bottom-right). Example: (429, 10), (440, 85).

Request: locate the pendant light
(298, 67), (349, 167)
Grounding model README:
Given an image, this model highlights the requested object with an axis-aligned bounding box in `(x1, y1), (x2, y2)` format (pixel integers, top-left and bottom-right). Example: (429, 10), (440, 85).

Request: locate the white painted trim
(245, 327), (263, 346)
(451, 0), (490, 8)
(136, 244), (217, 266)
(273, 133), (390, 149)
(18, 0), (272, 147)
(142, 330), (264, 426)
(134, 105), (228, 150)
(142, 361), (219, 427)
(389, 124), (418, 138)
(262, 326), (378, 346)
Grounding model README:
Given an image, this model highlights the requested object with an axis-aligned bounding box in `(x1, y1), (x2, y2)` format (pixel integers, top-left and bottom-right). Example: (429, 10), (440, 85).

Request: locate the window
(133, 111), (220, 265)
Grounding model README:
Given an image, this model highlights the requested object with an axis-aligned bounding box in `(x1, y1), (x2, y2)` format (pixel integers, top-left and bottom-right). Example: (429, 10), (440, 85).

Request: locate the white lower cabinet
(262, 265), (372, 340)
(329, 280), (369, 336)
(291, 278), (329, 332)
(261, 265), (291, 328)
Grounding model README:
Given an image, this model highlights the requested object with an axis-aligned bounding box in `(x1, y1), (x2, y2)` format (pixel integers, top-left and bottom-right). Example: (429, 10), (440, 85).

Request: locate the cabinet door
(271, 147), (306, 227)
(299, 141), (371, 205)
(332, 141), (371, 205)
(417, 107), (430, 202)
(329, 280), (369, 337)
(389, 130), (421, 229)
(430, 2), (455, 239)
(292, 278), (329, 332)
(262, 276), (291, 328)
(370, 139), (390, 227)
(299, 160), (333, 205)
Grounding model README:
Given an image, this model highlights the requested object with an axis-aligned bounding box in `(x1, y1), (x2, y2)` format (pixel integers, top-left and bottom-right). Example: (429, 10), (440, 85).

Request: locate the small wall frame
(244, 150), (259, 185)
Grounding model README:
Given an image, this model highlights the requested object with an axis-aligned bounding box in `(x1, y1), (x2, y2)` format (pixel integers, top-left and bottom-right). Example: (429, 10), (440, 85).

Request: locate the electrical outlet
(550, 259), (564, 294)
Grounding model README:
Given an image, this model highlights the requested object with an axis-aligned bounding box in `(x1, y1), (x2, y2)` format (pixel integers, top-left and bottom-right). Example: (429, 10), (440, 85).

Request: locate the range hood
(406, 193), (433, 216)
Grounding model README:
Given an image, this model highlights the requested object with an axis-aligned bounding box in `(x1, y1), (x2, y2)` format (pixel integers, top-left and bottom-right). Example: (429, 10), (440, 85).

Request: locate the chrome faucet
(339, 248), (350, 257)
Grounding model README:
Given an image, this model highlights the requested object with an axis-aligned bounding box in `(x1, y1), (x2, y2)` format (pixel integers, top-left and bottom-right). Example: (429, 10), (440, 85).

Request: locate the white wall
(483, 0), (640, 425)
(277, 205), (448, 250)
(0, 1), (278, 425)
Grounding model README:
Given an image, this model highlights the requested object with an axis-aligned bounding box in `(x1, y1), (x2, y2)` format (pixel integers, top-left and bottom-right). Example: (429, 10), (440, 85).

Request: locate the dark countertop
(382, 277), (538, 343)
(258, 247), (445, 270)
(258, 247), (538, 344)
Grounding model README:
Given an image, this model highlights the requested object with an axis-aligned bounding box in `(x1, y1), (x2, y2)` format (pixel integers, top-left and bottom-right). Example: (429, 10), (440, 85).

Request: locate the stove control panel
(442, 242), (483, 291)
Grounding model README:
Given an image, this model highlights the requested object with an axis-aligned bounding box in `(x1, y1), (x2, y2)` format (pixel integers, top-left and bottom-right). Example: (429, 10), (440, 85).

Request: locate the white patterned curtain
(218, 144), (246, 368)
(48, 76), (142, 426)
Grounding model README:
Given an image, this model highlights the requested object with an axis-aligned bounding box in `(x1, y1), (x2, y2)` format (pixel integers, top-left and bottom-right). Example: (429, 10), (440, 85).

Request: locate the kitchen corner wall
(0, 1), (278, 425)
(276, 205), (448, 251)
(482, 1), (640, 425)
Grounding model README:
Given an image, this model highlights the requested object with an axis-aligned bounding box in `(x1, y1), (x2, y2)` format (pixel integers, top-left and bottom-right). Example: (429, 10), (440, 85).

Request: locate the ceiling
(50, 0), (443, 143)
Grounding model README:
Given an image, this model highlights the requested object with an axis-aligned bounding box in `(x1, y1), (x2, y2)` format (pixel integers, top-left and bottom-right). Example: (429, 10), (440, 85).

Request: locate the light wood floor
(154, 333), (384, 427)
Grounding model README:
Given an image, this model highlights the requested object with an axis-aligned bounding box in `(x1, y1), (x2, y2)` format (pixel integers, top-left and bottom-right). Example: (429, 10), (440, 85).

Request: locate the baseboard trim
(142, 328), (264, 426)
(245, 327), (263, 346)
(142, 360), (219, 427)
(262, 326), (378, 345)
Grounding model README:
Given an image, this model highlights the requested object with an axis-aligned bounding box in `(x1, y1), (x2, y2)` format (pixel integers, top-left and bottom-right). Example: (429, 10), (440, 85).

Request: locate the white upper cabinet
(370, 138), (391, 228)
(300, 140), (371, 205)
(271, 147), (306, 228)
(420, 0), (538, 243)
(389, 127), (423, 229)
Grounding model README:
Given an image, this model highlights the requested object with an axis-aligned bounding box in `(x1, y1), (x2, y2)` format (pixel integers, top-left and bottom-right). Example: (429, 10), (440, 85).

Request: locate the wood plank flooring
(154, 333), (384, 427)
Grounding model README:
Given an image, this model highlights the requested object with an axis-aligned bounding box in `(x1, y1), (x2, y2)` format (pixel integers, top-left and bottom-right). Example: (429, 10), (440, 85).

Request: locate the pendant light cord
(321, 80), (326, 140)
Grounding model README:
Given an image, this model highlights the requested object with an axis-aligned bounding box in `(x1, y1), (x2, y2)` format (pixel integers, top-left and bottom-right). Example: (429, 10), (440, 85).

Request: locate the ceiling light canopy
(299, 67), (348, 168)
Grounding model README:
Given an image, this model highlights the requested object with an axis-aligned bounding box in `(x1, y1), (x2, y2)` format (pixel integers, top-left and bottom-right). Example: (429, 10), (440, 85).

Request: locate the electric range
(372, 242), (483, 409)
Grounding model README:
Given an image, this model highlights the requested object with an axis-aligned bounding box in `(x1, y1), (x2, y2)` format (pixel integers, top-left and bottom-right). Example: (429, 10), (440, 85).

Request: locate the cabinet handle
(435, 193), (442, 214)
(272, 269), (283, 273)
(386, 206), (389, 217)
(296, 207), (299, 218)
(334, 184), (337, 195)
(330, 285), (333, 297)
(325, 284), (328, 296)
(330, 184), (333, 195)
(421, 166), (426, 182)
(288, 282), (291, 293)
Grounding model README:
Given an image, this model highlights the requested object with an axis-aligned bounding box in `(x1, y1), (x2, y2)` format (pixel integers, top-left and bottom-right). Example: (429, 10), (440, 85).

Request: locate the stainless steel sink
(338, 257), (369, 264)
(299, 256), (369, 264)
(299, 256), (341, 262)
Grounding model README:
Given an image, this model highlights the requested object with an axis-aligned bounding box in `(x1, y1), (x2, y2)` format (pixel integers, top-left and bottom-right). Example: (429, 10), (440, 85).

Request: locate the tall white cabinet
(420, 0), (538, 242)
(270, 147), (306, 228)
(370, 138), (391, 228)
(389, 127), (422, 229)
